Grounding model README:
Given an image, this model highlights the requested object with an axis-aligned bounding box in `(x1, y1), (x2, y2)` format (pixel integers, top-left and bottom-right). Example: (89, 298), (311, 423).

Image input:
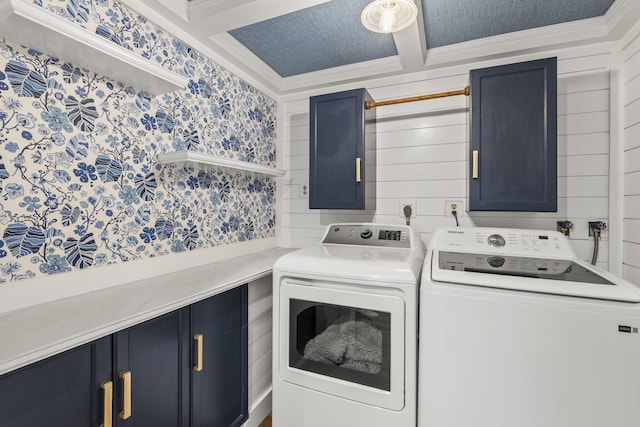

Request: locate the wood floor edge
(258, 412), (272, 427)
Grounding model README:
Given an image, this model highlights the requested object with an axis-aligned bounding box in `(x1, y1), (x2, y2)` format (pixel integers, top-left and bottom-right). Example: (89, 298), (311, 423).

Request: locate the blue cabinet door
(0, 336), (112, 427)
(0, 286), (249, 427)
(191, 285), (248, 427)
(469, 57), (557, 211)
(309, 88), (376, 210)
(115, 309), (190, 427)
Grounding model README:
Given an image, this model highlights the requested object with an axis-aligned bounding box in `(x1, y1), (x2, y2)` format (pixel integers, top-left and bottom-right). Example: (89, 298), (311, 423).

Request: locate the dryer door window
(289, 299), (391, 391)
(278, 280), (406, 410)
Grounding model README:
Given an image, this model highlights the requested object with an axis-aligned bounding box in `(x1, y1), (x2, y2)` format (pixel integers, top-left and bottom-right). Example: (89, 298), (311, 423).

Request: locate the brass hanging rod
(365, 85), (470, 109)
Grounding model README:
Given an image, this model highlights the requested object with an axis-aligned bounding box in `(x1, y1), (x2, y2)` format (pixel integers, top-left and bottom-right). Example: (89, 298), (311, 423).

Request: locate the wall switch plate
(399, 200), (417, 218)
(445, 200), (464, 217)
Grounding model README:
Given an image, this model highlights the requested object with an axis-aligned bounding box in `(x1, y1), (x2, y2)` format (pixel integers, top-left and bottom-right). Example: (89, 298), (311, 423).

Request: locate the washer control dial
(487, 234), (506, 248)
(487, 256), (505, 268)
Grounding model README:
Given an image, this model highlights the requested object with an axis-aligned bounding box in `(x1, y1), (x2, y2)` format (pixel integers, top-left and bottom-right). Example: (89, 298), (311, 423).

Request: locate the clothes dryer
(273, 223), (424, 427)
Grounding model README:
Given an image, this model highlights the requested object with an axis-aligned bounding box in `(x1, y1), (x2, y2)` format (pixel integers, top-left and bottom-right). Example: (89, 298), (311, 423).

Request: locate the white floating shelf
(0, 0), (188, 95)
(158, 151), (286, 177)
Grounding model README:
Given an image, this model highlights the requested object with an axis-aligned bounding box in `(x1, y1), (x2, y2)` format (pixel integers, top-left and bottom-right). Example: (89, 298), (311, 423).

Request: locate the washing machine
(419, 227), (640, 427)
(272, 223), (425, 427)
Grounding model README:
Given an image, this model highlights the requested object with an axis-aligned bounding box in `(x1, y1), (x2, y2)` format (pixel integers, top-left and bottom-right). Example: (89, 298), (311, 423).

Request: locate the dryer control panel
(322, 223), (411, 248)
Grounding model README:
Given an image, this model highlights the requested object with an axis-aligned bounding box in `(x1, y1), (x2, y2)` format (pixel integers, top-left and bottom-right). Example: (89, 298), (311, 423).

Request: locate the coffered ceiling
(121, 0), (640, 96)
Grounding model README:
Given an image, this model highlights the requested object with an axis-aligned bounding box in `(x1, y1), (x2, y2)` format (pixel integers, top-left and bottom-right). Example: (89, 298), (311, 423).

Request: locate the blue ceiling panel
(227, 0), (617, 78)
(229, 0), (398, 77)
(422, 0), (616, 48)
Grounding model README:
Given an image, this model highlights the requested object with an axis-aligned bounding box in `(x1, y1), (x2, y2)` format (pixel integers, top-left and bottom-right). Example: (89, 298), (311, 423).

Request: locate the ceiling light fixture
(361, 0), (418, 33)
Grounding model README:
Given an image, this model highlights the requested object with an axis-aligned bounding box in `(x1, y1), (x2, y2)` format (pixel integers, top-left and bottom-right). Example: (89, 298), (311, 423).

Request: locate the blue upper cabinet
(309, 88), (376, 210)
(469, 57), (558, 212)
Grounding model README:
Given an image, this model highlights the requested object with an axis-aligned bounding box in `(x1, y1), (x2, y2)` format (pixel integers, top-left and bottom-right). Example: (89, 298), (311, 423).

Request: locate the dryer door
(278, 279), (405, 410)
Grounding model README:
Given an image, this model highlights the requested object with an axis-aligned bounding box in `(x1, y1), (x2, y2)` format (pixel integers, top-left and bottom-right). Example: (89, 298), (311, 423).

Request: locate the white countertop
(0, 247), (292, 376)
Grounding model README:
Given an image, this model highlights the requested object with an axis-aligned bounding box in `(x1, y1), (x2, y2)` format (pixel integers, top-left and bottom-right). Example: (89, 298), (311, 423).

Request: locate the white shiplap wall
(622, 24), (640, 285)
(279, 44), (614, 269)
(244, 275), (273, 427)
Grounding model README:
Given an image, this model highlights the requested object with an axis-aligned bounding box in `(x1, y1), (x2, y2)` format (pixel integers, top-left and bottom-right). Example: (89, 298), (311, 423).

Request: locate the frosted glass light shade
(361, 0), (418, 33)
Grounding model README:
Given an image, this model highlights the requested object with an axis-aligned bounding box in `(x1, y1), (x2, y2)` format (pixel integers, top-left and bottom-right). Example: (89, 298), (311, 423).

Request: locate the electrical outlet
(445, 200), (464, 217)
(299, 183), (309, 198)
(399, 200), (417, 218)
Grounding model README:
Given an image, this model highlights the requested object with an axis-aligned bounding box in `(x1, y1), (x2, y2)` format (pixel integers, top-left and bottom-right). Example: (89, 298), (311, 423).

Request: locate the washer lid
(431, 250), (640, 302)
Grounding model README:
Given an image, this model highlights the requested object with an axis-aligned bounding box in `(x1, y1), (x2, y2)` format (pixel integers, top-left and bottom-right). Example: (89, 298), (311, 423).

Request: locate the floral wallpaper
(0, 0), (277, 282)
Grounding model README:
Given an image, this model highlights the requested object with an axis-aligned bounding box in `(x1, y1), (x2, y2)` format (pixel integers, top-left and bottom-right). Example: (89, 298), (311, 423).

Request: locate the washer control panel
(322, 224), (411, 248)
(432, 227), (575, 258)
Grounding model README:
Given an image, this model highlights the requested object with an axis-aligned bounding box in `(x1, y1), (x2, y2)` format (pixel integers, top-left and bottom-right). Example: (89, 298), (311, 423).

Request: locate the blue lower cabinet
(0, 337), (111, 427)
(191, 285), (248, 427)
(114, 309), (190, 427)
(0, 285), (248, 427)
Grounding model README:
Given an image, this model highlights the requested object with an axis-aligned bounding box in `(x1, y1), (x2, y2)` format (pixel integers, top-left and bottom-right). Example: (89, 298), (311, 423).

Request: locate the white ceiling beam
(156, 0), (190, 21)
(391, 0), (427, 71)
(187, 0), (257, 21)
(603, 0), (640, 41)
(190, 0), (332, 33)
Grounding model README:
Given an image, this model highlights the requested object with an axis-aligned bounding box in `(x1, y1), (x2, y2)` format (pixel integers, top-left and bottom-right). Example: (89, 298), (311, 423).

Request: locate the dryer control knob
(360, 229), (373, 239)
(488, 234), (505, 247)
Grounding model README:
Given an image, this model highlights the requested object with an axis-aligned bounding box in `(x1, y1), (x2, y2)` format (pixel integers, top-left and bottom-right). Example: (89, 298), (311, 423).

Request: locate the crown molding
(620, 16), (640, 53)
(279, 56), (402, 93)
(279, 41), (617, 106)
(603, 0), (640, 38)
(424, 16), (610, 70)
(208, 32), (282, 89)
(208, 33), (404, 95)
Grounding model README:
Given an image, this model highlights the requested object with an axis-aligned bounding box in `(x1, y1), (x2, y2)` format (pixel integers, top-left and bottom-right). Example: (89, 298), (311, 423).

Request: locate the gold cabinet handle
(119, 371), (132, 420)
(472, 150), (479, 179)
(194, 333), (204, 372)
(355, 157), (362, 183)
(100, 381), (113, 427)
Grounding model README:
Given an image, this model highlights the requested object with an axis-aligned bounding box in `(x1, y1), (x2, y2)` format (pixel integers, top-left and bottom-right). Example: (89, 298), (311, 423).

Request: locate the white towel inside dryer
(303, 318), (382, 374)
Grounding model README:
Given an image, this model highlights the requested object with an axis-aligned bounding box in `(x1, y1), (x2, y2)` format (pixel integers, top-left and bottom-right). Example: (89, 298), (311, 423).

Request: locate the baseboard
(243, 388), (272, 427)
